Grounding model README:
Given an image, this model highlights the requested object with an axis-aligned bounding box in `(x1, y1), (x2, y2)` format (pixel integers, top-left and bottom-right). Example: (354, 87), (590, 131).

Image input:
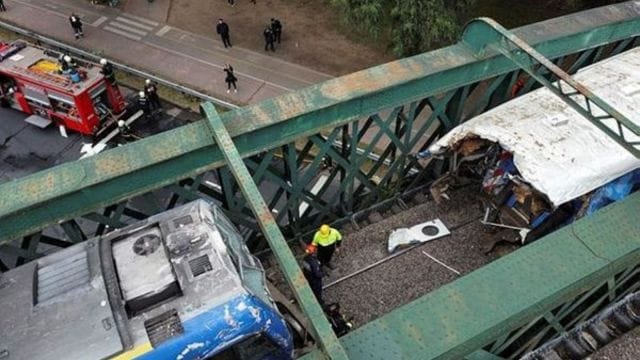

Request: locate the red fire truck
(0, 40), (127, 135)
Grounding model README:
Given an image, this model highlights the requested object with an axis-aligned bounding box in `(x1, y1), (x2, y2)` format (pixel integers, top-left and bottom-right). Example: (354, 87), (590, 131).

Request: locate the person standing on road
(271, 18), (282, 44)
(216, 19), (232, 48)
(227, 0), (235, 5)
(312, 224), (342, 269)
(69, 13), (84, 40)
(144, 79), (161, 110)
(263, 26), (275, 52)
(301, 244), (324, 305)
(0, 0), (7, 12)
(223, 64), (237, 93)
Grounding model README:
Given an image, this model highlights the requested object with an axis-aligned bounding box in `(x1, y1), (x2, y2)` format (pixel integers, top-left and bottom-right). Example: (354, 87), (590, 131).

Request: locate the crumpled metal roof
(430, 47), (640, 207)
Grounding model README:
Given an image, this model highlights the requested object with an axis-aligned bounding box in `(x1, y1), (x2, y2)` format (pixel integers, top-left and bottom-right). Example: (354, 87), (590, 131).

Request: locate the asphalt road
(0, 106), (86, 184)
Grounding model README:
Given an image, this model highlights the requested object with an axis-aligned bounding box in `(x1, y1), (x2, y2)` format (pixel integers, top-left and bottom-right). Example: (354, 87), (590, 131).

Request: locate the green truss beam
(301, 191), (640, 359)
(462, 18), (640, 157)
(1, 3), (639, 243)
(201, 103), (347, 359)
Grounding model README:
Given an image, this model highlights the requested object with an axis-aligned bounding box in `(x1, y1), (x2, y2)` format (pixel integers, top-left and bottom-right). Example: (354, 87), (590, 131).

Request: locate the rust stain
(247, 106), (272, 130)
(94, 153), (132, 177)
(16, 166), (84, 205)
(321, 59), (426, 101)
(292, 272), (308, 287)
(271, 93), (312, 122)
(145, 136), (185, 161)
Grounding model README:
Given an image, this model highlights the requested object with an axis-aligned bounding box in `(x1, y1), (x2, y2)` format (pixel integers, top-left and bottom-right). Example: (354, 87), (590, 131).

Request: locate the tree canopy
(331, 0), (472, 57)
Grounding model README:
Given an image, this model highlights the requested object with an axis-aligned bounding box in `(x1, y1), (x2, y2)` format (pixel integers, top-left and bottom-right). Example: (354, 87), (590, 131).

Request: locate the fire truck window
(93, 90), (111, 119)
(23, 86), (50, 106)
(0, 75), (14, 91)
(49, 98), (73, 115)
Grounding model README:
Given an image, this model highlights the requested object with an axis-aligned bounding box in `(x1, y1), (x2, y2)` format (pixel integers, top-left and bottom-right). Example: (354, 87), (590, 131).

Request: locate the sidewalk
(0, 0), (333, 106)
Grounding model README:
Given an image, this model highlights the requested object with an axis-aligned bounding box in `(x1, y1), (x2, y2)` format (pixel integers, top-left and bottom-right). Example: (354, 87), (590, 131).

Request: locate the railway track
(264, 184), (518, 328)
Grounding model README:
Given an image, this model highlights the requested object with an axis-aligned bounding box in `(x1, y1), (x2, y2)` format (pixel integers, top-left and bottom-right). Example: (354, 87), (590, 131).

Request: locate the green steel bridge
(1, 2), (640, 359)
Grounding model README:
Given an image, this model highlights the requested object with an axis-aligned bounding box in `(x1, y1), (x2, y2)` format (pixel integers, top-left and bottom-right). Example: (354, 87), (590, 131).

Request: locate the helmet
(145, 79), (151, 85)
(117, 120), (125, 127)
(319, 224), (330, 236)
(139, 91), (145, 98)
(63, 55), (72, 62)
(100, 58), (107, 65)
(305, 244), (317, 254)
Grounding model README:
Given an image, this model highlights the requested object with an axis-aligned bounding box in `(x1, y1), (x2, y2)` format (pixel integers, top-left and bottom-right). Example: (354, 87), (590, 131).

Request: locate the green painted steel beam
(462, 18), (640, 157)
(301, 192), (640, 359)
(200, 103), (348, 359)
(0, 3), (639, 244)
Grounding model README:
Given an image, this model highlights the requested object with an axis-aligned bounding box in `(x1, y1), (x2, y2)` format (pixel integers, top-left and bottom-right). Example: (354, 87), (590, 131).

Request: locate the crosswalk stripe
(108, 21), (149, 36)
(103, 26), (143, 41)
(114, 16), (155, 31)
(118, 13), (159, 27)
(92, 16), (108, 27)
(155, 25), (172, 37)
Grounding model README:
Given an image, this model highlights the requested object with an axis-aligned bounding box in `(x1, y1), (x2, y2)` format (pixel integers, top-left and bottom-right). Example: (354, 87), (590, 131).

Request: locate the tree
(331, 0), (385, 38)
(390, 0), (468, 57)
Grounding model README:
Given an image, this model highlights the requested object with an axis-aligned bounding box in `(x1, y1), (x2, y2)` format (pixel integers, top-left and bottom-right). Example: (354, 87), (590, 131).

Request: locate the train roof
(430, 47), (640, 207)
(0, 200), (258, 360)
(0, 41), (104, 95)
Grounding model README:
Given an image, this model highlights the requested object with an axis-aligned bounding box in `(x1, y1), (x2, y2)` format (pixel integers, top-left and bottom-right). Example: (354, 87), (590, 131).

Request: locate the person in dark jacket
(99, 58), (117, 85)
(263, 26), (275, 52)
(216, 19), (232, 48)
(144, 79), (161, 109)
(0, 0), (7, 12)
(301, 244), (324, 305)
(137, 91), (152, 119)
(223, 64), (237, 93)
(270, 18), (282, 44)
(69, 13), (84, 39)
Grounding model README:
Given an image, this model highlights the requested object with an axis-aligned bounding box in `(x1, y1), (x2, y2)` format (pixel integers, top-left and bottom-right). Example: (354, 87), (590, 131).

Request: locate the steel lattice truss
(1, 3), (640, 359)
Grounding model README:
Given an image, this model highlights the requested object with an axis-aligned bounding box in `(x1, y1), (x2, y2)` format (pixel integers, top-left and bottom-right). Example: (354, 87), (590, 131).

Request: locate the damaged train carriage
(426, 47), (640, 245)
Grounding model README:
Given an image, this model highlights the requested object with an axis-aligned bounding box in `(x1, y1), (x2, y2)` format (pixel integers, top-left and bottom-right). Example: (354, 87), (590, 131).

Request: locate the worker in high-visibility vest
(312, 224), (342, 269)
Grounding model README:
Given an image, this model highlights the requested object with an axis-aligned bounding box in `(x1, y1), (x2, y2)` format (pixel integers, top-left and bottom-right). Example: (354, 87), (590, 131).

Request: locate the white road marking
(118, 13), (159, 27)
(91, 16), (108, 27)
(108, 21), (149, 36)
(114, 16), (155, 31)
(155, 25), (172, 37)
(103, 26), (142, 41)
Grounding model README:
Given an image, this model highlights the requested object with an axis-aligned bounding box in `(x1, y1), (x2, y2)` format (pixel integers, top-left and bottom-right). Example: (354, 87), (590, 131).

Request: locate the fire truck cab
(0, 40), (126, 135)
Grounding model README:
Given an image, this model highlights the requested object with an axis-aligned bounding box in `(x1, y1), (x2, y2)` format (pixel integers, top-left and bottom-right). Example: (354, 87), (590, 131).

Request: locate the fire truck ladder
(13, 65), (71, 88)
(462, 18), (640, 158)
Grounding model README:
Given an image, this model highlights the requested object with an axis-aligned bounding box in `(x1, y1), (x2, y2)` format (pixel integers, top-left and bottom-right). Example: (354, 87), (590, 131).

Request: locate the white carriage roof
(430, 47), (640, 207)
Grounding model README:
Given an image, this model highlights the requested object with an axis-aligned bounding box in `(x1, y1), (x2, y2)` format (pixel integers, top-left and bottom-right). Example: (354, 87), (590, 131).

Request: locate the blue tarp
(586, 168), (640, 216)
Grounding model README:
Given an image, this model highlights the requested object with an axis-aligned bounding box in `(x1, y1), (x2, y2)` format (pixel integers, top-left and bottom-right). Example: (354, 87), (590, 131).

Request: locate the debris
(387, 219), (450, 253)
(421, 251), (460, 275)
(454, 137), (488, 156)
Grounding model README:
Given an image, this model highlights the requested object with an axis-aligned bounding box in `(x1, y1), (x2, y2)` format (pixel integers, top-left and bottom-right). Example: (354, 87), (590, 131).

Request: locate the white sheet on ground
(429, 47), (640, 207)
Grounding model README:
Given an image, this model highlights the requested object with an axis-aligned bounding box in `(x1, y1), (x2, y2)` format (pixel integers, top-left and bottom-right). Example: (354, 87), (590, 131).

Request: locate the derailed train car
(424, 47), (640, 245)
(0, 200), (295, 359)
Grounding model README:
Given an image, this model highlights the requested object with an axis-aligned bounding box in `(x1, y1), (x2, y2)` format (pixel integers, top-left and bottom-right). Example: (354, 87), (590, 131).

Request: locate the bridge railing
(0, 3), (638, 266)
